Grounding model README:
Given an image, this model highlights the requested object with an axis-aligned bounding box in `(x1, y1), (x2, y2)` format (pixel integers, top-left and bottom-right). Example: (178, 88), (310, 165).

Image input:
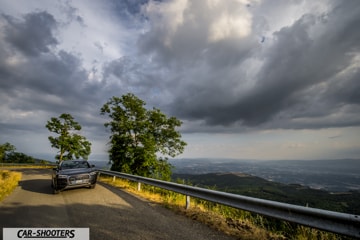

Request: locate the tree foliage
(46, 113), (91, 161)
(100, 93), (186, 180)
(0, 142), (16, 162)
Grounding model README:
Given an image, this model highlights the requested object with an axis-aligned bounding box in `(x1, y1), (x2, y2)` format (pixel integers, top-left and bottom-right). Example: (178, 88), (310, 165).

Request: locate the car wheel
(52, 181), (60, 194)
(90, 184), (96, 189)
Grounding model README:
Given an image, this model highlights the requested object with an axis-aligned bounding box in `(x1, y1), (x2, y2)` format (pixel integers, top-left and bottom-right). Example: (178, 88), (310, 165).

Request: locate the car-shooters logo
(3, 228), (89, 240)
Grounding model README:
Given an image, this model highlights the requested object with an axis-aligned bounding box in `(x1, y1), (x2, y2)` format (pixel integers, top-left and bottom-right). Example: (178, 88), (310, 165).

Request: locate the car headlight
(57, 175), (68, 179)
(89, 172), (97, 176)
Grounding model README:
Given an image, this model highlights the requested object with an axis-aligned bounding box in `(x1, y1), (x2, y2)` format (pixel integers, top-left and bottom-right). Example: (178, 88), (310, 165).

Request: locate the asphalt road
(0, 169), (236, 240)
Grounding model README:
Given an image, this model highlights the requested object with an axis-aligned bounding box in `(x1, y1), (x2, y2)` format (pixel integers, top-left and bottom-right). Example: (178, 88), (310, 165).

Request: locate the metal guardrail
(98, 169), (360, 238)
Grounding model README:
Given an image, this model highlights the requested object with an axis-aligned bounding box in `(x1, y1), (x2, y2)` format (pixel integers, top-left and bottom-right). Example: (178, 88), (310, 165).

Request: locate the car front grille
(69, 174), (90, 181)
(55, 172), (97, 189)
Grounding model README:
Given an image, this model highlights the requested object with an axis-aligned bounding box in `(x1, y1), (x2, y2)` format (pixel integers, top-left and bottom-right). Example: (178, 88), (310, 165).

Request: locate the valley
(170, 158), (360, 215)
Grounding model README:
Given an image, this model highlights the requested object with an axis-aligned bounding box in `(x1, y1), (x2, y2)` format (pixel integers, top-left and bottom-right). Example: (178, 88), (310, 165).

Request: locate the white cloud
(144, 0), (188, 47)
(208, 1), (253, 42)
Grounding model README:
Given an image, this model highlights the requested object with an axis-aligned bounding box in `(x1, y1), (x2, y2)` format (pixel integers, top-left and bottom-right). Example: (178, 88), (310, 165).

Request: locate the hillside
(170, 158), (360, 192)
(172, 172), (360, 215)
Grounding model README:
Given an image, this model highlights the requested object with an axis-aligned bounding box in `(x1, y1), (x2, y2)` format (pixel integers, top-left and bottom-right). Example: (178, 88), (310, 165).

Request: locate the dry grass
(0, 170), (22, 201)
(99, 175), (350, 240)
(176, 207), (288, 240)
(99, 175), (286, 240)
(0, 165), (53, 169)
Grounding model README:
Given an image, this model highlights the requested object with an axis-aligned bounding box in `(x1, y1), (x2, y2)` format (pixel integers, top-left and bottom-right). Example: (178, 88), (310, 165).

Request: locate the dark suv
(52, 160), (98, 194)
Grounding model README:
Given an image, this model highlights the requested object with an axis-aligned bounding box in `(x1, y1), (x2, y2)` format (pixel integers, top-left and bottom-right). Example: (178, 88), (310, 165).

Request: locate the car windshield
(60, 161), (90, 170)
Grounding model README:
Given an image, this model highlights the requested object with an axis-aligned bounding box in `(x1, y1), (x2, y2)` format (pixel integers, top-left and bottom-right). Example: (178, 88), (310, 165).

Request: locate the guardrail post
(186, 195), (191, 210)
(137, 182), (141, 191)
(112, 176), (116, 182)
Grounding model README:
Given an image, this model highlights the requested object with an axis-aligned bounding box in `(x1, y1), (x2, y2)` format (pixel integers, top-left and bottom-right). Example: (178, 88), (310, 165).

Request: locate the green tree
(46, 113), (91, 162)
(100, 93), (186, 180)
(0, 142), (16, 162)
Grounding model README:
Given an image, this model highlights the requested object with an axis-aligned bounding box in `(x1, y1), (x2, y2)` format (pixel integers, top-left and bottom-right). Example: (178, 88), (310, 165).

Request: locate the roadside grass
(0, 164), (53, 169)
(100, 175), (349, 240)
(0, 170), (22, 201)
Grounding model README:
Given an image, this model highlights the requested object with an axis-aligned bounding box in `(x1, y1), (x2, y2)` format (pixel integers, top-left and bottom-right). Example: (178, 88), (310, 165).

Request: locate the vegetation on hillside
(0, 142), (35, 164)
(173, 173), (360, 215)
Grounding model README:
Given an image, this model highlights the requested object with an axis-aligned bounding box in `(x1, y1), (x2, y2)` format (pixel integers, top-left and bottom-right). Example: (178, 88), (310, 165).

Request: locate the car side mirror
(91, 164), (95, 168)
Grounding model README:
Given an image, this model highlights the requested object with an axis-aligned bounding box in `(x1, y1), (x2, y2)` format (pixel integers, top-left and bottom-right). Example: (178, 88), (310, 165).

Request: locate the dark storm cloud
(0, 0), (359, 160)
(0, 50), (88, 111)
(110, 0), (149, 16)
(142, 0), (360, 130)
(1, 0), (359, 137)
(0, 10), (108, 128)
(0, 11), (82, 116)
(102, 56), (169, 104)
(139, 1), (259, 73)
(2, 11), (58, 56)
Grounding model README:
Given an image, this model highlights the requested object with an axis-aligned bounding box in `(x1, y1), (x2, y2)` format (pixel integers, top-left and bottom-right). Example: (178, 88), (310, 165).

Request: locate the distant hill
(172, 172), (360, 215)
(172, 173), (360, 214)
(170, 158), (360, 192)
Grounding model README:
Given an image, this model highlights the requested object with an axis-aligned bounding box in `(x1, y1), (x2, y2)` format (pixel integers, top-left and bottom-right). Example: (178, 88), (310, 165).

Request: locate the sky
(0, 0), (359, 162)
